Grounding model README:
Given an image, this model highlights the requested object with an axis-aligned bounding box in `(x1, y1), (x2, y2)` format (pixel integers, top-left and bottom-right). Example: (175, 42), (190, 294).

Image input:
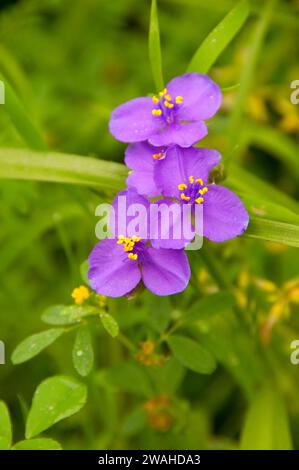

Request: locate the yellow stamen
(178, 183), (187, 190)
(118, 235), (140, 258)
(152, 109), (162, 116)
(189, 175), (194, 184)
(71, 285), (90, 305)
(159, 88), (167, 97)
(164, 101), (174, 108)
(196, 178), (203, 185)
(198, 187), (208, 195)
(152, 152), (164, 160)
(175, 95), (183, 104)
(195, 197), (204, 204)
(152, 96), (159, 104)
(128, 253), (138, 261)
(181, 193), (191, 201)
(165, 94), (172, 101)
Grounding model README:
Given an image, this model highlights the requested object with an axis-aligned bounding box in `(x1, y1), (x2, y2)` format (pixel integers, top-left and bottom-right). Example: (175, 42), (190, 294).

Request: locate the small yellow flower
(71, 285), (90, 305)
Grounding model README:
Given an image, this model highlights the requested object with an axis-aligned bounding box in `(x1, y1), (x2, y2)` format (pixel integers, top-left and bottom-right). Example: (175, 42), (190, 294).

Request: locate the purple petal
(88, 239), (141, 297)
(149, 199), (194, 249)
(155, 146), (221, 199)
(167, 73), (222, 121)
(125, 142), (162, 197)
(109, 97), (161, 143)
(142, 247), (190, 296)
(148, 121), (207, 147)
(110, 189), (150, 239)
(203, 185), (249, 242)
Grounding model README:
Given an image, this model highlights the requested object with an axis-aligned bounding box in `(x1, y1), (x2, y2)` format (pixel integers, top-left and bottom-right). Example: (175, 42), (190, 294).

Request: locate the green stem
(116, 332), (136, 352)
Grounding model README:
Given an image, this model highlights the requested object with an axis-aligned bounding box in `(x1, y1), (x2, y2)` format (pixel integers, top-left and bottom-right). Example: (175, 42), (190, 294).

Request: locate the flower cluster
(88, 73), (249, 297)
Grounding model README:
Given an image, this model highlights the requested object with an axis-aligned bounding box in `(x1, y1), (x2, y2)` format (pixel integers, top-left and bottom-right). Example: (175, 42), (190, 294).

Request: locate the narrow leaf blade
(245, 217), (299, 248)
(149, 0), (164, 90)
(0, 148), (127, 192)
(187, 0), (250, 73)
(241, 385), (293, 450)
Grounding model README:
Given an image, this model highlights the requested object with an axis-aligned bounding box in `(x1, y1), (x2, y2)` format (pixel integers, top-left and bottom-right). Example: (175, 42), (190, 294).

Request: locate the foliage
(0, 0), (299, 450)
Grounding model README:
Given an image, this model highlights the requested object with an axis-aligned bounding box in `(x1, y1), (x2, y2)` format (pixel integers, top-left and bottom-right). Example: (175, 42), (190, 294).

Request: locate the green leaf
(228, 162), (299, 216)
(240, 193), (299, 226)
(13, 438), (62, 450)
(243, 122), (299, 182)
(226, 0), (277, 161)
(11, 328), (64, 364)
(187, 0), (250, 73)
(245, 217), (299, 248)
(149, 0), (164, 91)
(80, 260), (90, 285)
(0, 75), (47, 151)
(185, 292), (235, 324)
(0, 401), (12, 450)
(100, 313), (119, 338)
(42, 305), (98, 325)
(0, 148), (127, 193)
(26, 375), (87, 438)
(241, 385), (293, 450)
(72, 327), (94, 377)
(167, 335), (216, 375)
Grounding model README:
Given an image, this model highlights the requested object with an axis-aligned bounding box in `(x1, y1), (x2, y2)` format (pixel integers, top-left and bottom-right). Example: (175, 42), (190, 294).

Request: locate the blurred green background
(0, 0), (299, 450)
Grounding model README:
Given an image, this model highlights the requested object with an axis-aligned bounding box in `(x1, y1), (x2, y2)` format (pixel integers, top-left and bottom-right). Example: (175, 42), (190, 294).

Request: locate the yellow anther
(159, 88), (167, 97)
(175, 95), (183, 104)
(196, 178), (203, 185)
(152, 152), (164, 160)
(164, 100), (174, 108)
(71, 285), (90, 305)
(189, 175), (194, 184)
(178, 183), (187, 190)
(128, 253), (138, 261)
(181, 193), (191, 201)
(152, 96), (159, 104)
(152, 109), (162, 116)
(165, 94), (172, 101)
(198, 187), (208, 195)
(195, 197), (204, 204)
(132, 235), (141, 242)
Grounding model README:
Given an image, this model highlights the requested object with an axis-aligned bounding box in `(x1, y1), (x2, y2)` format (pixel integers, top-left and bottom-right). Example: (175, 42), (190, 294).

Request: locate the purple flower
(153, 146), (249, 246)
(125, 142), (166, 197)
(88, 190), (190, 297)
(109, 73), (222, 147)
